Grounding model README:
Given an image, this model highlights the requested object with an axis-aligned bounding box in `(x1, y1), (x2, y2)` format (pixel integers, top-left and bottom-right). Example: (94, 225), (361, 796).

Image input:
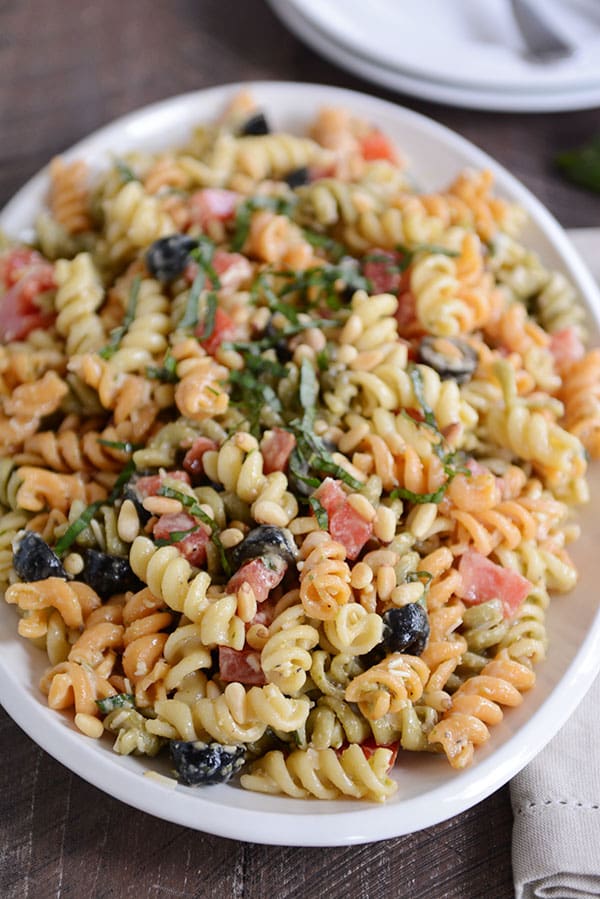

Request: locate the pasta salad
(0, 91), (597, 803)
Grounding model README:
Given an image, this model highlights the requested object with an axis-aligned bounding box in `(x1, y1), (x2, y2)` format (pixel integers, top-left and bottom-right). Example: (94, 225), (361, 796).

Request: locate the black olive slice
(381, 604), (430, 656)
(229, 525), (297, 570)
(13, 531), (67, 582)
(78, 548), (143, 599)
(417, 336), (478, 384)
(170, 740), (246, 785)
(240, 112), (270, 136)
(146, 235), (198, 283)
(284, 166), (310, 188)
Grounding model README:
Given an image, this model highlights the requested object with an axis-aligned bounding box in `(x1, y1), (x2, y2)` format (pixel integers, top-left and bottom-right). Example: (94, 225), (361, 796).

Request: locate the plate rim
(2, 79), (600, 846)
(280, 0), (600, 94)
(266, 0), (600, 113)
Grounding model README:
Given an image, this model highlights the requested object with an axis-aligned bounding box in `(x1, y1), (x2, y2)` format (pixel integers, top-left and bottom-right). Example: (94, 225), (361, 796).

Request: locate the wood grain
(1, 0), (594, 895)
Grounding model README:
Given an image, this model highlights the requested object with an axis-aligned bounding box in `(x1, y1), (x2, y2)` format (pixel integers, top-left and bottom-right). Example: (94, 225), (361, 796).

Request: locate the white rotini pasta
(1, 92), (597, 805)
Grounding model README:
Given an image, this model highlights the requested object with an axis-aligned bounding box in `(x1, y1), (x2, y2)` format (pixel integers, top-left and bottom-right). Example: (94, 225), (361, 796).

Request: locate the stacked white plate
(267, 0), (600, 111)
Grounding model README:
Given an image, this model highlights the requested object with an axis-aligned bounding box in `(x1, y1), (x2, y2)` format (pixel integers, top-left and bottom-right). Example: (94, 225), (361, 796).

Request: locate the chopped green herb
(316, 349), (329, 372)
(390, 484), (447, 504)
(197, 292), (218, 341)
(408, 364), (439, 431)
(155, 526), (200, 546)
(99, 276), (142, 360)
(406, 570), (433, 587)
(157, 485), (231, 576)
(308, 496), (329, 529)
(96, 693), (135, 714)
(54, 459), (136, 556)
(556, 137), (600, 193)
(226, 318), (336, 355)
(146, 350), (178, 383)
(298, 358), (319, 428)
(115, 160), (137, 183)
(290, 428), (363, 491)
(302, 229), (346, 263)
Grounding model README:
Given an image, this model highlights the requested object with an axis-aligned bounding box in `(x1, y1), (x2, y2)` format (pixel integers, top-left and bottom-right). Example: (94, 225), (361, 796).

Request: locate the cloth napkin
(510, 671), (600, 898)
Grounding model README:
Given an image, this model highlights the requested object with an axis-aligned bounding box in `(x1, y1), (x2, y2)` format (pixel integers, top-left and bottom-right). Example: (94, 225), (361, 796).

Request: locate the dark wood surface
(1, 2), (599, 897)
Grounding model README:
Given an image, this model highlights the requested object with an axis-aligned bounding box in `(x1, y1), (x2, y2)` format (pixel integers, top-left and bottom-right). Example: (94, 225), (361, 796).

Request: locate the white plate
(267, 0), (600, 112)
(2, 82), (600, 846)
(282, 0), (600, 93)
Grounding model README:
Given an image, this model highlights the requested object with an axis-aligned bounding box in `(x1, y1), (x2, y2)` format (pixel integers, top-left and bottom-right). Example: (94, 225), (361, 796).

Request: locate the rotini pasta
(1, 92), (597, 804)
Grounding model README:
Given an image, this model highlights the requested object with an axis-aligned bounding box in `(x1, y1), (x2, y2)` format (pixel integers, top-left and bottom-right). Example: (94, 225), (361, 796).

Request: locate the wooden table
(1, 2), (598, 897)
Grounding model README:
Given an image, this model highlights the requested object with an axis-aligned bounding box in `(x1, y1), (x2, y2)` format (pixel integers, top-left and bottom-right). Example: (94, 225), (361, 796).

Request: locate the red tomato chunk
(261, 428), (296, 474)
(196, 306), (236, 355)
(218, 647), (266, 685)
(0, 248), (56, 342)
(189, 189), (239, 229)
(363, 249), (403, 294)
(135, 470), (191, 498)
(183, 437), (218, 478)
(457, 550), (532, 619)
(153, 512), (210, 565)
(314, 478), (373, 560)
(227, 557), (287, 603)
(360, 130), (398, 163)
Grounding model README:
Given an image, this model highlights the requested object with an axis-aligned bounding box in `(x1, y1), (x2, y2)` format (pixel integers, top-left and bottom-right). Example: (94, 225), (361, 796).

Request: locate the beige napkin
(510, 671), (600, 898)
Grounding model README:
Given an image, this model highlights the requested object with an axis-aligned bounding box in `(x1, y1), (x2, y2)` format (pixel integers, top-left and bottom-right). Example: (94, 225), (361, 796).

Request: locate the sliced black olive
(284, 166), (310, 188)
(170, 740), (246, 785)
(417, 336), (478, 384)
(229, 525), (297, 570)
(13, 531), (67, 582)
(122, 474), (153, 525)
(146, 234), (198, 283)
(381, 604), (430, 656)
(240, 112), (270, 136)
(264, 318), (292, 363)
(78, 548), (144, 599)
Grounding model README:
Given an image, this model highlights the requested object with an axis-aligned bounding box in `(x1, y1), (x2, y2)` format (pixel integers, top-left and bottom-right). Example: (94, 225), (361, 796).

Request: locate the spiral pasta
(1, 92), (598, 803)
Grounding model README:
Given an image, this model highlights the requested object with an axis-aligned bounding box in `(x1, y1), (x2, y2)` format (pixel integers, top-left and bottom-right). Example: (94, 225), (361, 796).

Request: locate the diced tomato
(0, 247), (51, 289)
(457, 550), (532, 619)
(153, 512), (197, 540)
(195, 306), (237, 356)
(359, 737), (400, 769)
(314, 478), (346, 515)
(261, 428), (296, 474)
(135, 470), (191, 499)
(363, 249), (404, 294)
(314, 478), (373, 560)
(0, 249), (56, 342)
(183, 437), (218, 479)
(189, 189), (239, 229)
(394, 290), (419, 334)
(218, 646), (266, 685)
(550, 326), (585, 367)
(153, 512), (210, 565)
(247, 596), (279, 631)
(227, 557), (287, 603)
(359, 130), (398, 163)
(212, 251), (253, 291)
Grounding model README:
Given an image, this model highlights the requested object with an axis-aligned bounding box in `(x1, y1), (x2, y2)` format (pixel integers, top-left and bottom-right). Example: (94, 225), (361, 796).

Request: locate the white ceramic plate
(282, 0), (600, 93)
(2, 82), (600, 846)
(267, 0), (600, 112)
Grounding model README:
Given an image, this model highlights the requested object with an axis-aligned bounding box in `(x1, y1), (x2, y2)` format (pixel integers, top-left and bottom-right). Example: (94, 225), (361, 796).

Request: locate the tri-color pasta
(1, 92), (597, 803)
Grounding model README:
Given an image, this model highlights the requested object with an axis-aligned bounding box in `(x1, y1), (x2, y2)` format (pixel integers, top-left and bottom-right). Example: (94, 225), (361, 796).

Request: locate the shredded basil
(308, 496), (329, 529)
(390, 484), (447, 504)
(302, 229), (346, 263)
(99, 276), (142, 360)
(408, 364), (438, 431)
(406, 570), (433, 588)
(155, 526), (200, 546)
(115, 160), (137, 183)
(54, 459), (136, 557)
(198, 292), (218, 341)
(146, 350), (178, 383)
(96, 693), (135, 714)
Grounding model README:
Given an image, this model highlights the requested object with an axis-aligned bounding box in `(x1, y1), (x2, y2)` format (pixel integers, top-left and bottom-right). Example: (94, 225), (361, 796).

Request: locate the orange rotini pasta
(0, 92), (597, 803)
